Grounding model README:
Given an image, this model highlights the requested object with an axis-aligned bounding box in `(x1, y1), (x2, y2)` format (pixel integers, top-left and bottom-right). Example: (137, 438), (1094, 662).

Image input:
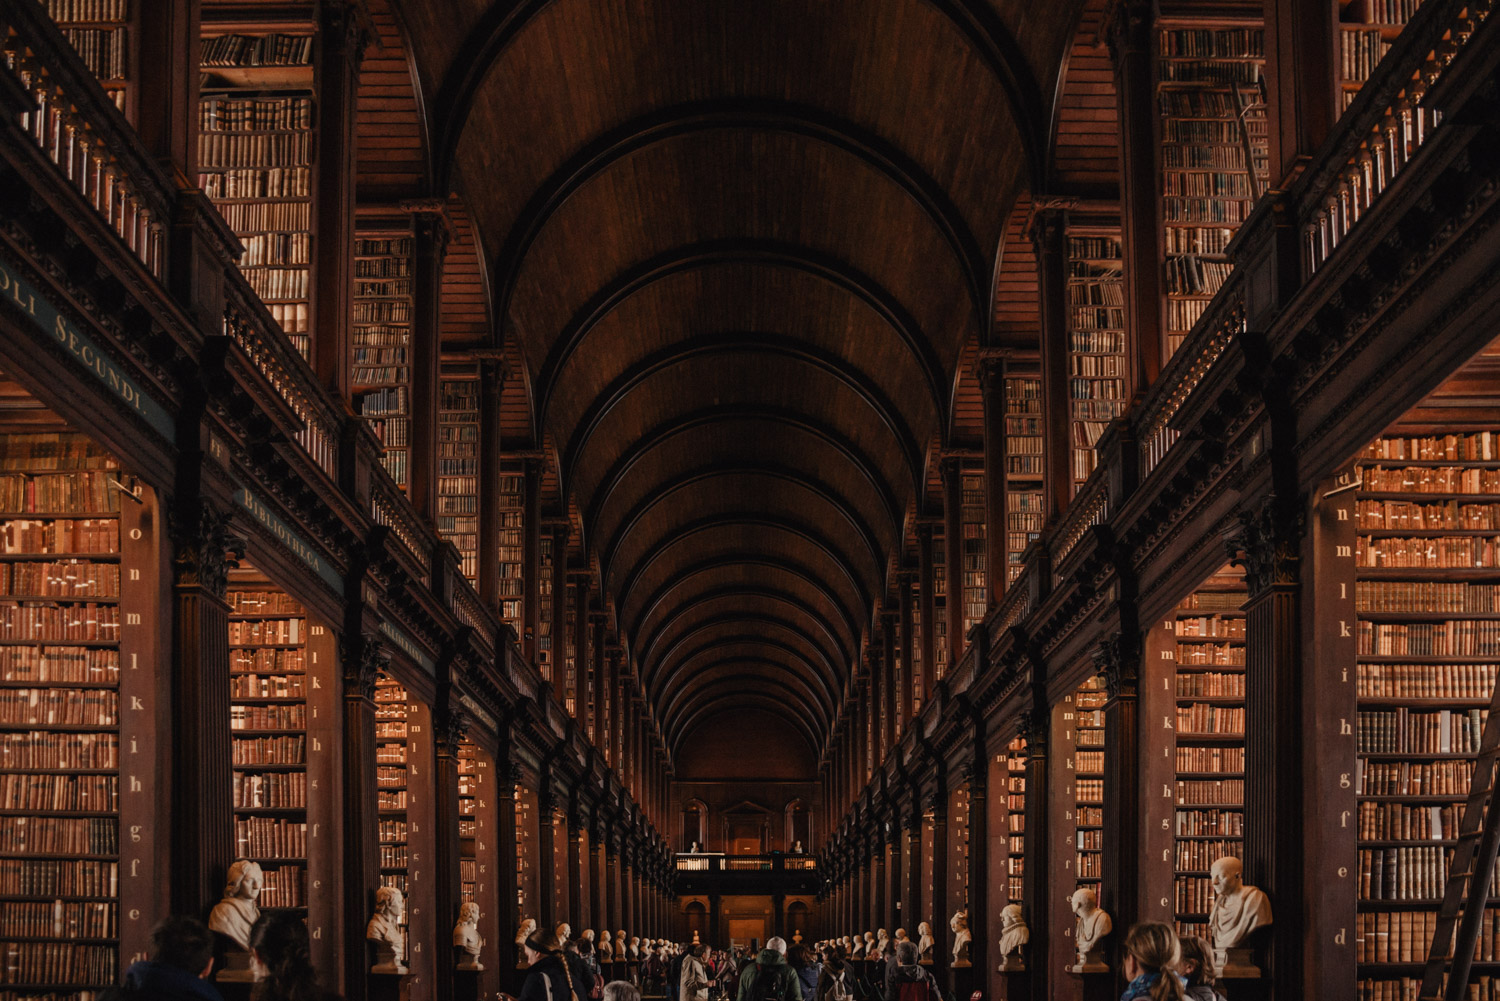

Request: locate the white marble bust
(950, 911), (971, 966)
(557, 922), (572, 945)
(599, 930), (613, 960)
(850, 933), (866, 958)
(1208, 856), (1272, 972)
(454, 902), (484, 971)
(874, 929), (889, 959)
(1069, 888), (1111, 970)
(629, 935), (641, 959)
(209, 859), (263, 951)
(517, 918), (537, 948)
(997, 904), (1029, 970)
(916, 922), (933, 959)
(368, 885), (408, 975)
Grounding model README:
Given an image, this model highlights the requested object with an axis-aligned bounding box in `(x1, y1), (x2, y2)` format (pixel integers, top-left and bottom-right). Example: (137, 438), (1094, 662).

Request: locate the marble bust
(368, 885), (407, 975)
(916, 922), (933, 960)
(950, 911), (971, 967)
(557, 922), (572, 946)
(850, 934), (865, 958)
(454, 902), (483, 971)
(599, 931), (613, 960)
(209, 859), (263, 950)
(874, 929), (889, 959)
(517, 918), (537, 948)
(629, 936), (641, 959)
(1069, 888), (1111, 972)
(893, 928), (910, 945)
(1208, 856), (1272, 975)
(997, 904), (1029, 971)
(862, 932), (875, 959)
(616, 930), (627, 958)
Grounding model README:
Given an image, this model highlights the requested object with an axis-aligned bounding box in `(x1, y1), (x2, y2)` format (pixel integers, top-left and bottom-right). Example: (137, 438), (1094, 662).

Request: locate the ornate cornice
(171, 499), (245, 598)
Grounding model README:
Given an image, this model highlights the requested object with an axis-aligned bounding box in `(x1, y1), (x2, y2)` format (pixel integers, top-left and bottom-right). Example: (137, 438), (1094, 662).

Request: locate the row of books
(1357, 709), (1486, 753)
(1176, 839), (1241, 870)
(233, 817), (307, 858)
(1164, 255), (1233, 296)
(1174, 876), (1216, 915)
(1360, 465), (1500, 493)
(0, 940), (115, 986)
(1364, 435), (1500, 462)
(0, 690), (116, 728)
(0, 606), (118, 643)
(229, 705), (304, 730)
(250, 866), (305, 909)
(231, 674), (305, 701)
(1175, 809), (1243, 836)
(1360, 758), (1474, 796)
(1175, 745), (1244, 771)
(1176, 672), (1245, 697)
(1359, 499), (1500, 531)
(1177, 704), (1244, 734)
(1175, 779), (1242, 805)
(1356, 908), (1451, 964)
(1176, 615), (1246, 638)
(202, 168), (310, 200)
(378, 790), (408, 811)
(1358, 536), (1500, 569)
(1166, 298), (1209, 333)
(0, 817), (115, 855)
(238, 233), (309, 268)
(201, 33), (312, 68)
(352, 366), (410, 387)
(0, 562), (117, 599)
(1161, 171), (1255, 200)
(0, 901), (114, 940)
(1161, 197), (1254, 225)
(1355, 979), (1500, 1001)
(42, 0), (127, 20)
(0, 476), (120, 516)
(199, 133), (311, 169)
(57, 27), (126, 82)
(1357, 663), (1497, 699)
(1357, 801), (1456, 841)
(1342, 29), (1394, 82)
(1359, 845), (1452, 900)
(354, 302), (413, 325)
(1177, 643), (1246, 666)
(375, 743), (407, 764)
(0, 520), (117, 555)
(1163, 226), (1235, 255)
(1357, 581), (1500, 613)
(381, 845), (407, 868)
(243, 265), (310, 303)
(1076, 854), (1102, 878)
(229, 619), (303, 645)
(232, 648), (305, 673)
(1161, 119), (1249, 147)
(230, 735), (304, 765)
(216, 201), (309, 233)
(1159, 27), (1265, 59)
(1359, 621), (1500, 657)
(0, 860), (115, 897)
(200, 96), (313, 132)
(378, 819), (407, 843)
(0, 774), (116, 812)
(0, 647), (117, 684)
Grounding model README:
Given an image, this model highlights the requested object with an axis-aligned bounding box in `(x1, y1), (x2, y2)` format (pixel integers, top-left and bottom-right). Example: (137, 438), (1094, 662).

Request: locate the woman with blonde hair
(1175, 936), (1226, 1001)
(1118, 923), (1186, 1001)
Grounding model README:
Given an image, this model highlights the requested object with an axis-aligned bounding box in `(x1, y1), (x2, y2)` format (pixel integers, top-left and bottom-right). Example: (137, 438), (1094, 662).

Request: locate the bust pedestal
(1217, 960), (1271, 1001)
(1066, 965), (1114, 1001)
(215, 949), (255, 983)
(368, 969), (406, 1001)
(1001, 958), (1029, 1001)
(948, 957), (975, 1001)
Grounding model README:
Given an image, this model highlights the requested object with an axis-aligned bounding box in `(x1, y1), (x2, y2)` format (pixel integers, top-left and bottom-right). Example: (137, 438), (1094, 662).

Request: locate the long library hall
(0, 1), (1499, 1000)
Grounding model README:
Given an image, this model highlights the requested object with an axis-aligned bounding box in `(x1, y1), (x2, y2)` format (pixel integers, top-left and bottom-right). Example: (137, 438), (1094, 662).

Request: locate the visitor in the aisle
(737, 937), (799, 1001)
(682, 944), (712, 1001)
(1174, 937), (1226, 1001)
(884, 942), (940, 1001)
(520, 927), (598, 1001)
(813, 943), (853, 1001)
(605, 981), (643, 1001)
(787, 944), (818, 1001)
(106, 915), (222, 1001)
(1118, 923), (1187, 1001)
(247, 910), (342, 1001)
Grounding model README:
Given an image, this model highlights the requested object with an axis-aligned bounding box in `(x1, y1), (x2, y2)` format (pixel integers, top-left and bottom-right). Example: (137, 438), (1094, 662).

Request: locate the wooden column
(1139, 624), (1179, 927)
(941, 457), (965, 669)
(916, 525), (937, 709)
(168, 500), (237, 915)
(592, 618), (607, 752)
(568, 818), (585, 929)
(1031, 206), (1073, 515)
(886, 831), (903, 933)
(898, 573), (915, 730)
(1044, 694), (1077, 996)
(905, 817), (922, 941)
(606, 835), (623, 933)
(1099, 635), (1146, 970)
(134, 0), (197, 170)
(1263, 0), (1337, 186)
(311, 2), (364, 399)
(433, 703), (465, 1001)
(967, 749), (990, 988)
(1019, 701), (1050, 1001)
(572, 576), (590, 722)
(591, 819), (609, 936)
(549, 525), (570, 701)
(407, 203), (449, 522)
(476, 357), (507, 613)
(929, 793), (949, 971)
(521, 458), (543, 663)
(881, 609), (898, 755)
(867, 649), (883, 767)
(871, 834), (887, 933)
(978, 355), (1009, 606)
(537, 787), (557, 929)
(1103, 1), (1164, 391)
(341, 634), (385, 1001)
(496, 756), (521, 972)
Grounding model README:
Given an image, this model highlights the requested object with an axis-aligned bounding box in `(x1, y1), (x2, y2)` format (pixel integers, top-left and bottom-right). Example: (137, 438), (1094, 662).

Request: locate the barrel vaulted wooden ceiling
(378, 0), (1099, 775)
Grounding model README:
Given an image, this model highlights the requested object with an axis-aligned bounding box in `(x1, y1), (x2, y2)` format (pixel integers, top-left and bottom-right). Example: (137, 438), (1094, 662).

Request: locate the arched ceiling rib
(395, 0), (1089, 770)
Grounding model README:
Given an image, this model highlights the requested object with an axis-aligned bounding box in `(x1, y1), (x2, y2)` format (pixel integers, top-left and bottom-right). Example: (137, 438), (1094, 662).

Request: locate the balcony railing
(674, 854), (817, 873)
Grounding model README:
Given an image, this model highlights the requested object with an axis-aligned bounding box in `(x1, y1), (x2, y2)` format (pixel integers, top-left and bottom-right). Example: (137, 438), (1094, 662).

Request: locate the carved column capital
(1231, 499), (1305, 596)
(170, 500), (245, 598)
(437, 703), (471, 752)
(1095, 633), (1138, 701)
(343, 633), (388, 702)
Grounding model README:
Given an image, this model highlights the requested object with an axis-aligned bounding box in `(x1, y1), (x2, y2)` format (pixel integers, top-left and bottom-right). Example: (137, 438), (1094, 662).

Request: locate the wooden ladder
(1420, 692), (1500, 1000)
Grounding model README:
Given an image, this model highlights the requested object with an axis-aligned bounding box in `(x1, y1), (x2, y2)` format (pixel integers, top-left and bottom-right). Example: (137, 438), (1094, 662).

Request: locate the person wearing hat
(519, 926), (597, 1001)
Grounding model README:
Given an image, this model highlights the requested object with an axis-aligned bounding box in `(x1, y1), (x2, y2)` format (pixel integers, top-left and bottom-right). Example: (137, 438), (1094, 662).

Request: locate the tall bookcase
(932, 534), (948, 681)
(1004, 370), (1044, 584)
(1338, 0), (1422, 110)
(199, 24), (316, 356)
(910, 581), (925, 717)
(1005, 737), (1026, 903)
(42, 0), (131, 113)
(0, 430), (148, 1000)
(1353, 431), (1500, 995)
(961, 470), (987, 637)
(1172, 568), (1248, 939)
(1156, 19), (1269, 357)
(1066, 228), (1127, 488)
(353, 218), (415, 488)
(564, 581), (578, 718)
(538, 533), (555, 683)
(497, 472), (524, 636)
(458, 742), (479, 903)
(374, 677), (411, 955)
(437, 375), (480, 581)
(1074, 675), (1106, 892)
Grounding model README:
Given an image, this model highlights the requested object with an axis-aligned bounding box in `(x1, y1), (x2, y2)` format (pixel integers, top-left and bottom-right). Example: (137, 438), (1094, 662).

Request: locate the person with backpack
(736, 937), (799, 1001)
(886, 942), (941, 1001)
(813, 944), (853, 1001)
(787, 945), (818, 1001)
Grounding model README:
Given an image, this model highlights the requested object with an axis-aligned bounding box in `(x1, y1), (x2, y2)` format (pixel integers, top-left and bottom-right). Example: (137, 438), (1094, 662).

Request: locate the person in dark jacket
(885, 942), (940, 1001)
(110, 915), (222, 1001)
(521, 928), (598, 1001)
(787, 945), (818, 1001)
(737, 938), (800, 1001)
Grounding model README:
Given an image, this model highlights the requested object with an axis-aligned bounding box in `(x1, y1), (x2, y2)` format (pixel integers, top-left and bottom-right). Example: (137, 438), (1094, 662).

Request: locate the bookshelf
(41, 0), (131, 113)
(0, 428), (154, 1000)
(1338, 0), (1423, 111)
(564, 580), (577, 718)
(537, 534), (554, 683)
(1004, 371), (1044, 584)
(932, 535), (948, 681)
(1172, 567), (1248, 940)
(497, 472), (524, 636)
(1156, 20), (1269, 357)
(353, 218), (415, 488)
(515, 782), (536, 927)
(458, 741), (479, 903)
(374, 677), (411, 954)
(960, 471), (987, 635)
(227, 576), (310, 916)
(438, 375), (480, 581)
(1074, 675), (1106, 893)
(199, 26), (316, 356)
(1353, 431), (1500, 995)
(1066, 229), (1127, 488)
(1005, 737), (1026, 903)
